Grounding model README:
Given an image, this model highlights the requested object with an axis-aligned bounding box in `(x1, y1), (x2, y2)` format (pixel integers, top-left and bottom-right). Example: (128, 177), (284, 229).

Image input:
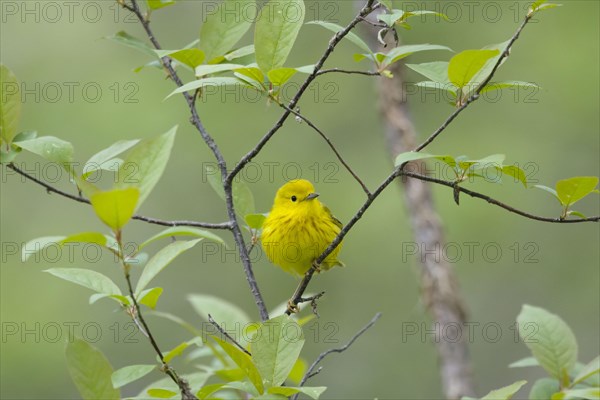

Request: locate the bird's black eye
(291, 195), (297, 202)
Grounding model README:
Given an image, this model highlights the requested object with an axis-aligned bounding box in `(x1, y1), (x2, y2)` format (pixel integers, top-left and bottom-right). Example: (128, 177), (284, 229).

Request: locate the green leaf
(383, 44), (452, 67)
(135, 239), (201, 294)
(502, 165), (528, 187)
(268, 386), (327, 399)
(406, 61), (450, 84)
(139, 226), (224, 251)
(481, 380), (527, 400)
(534, 184), (560, 201)
(531, 1), (562, 14)
(517, 305), (578, 381)
(224, 45), (256, 62)
(572, 356), (600, 386)
(200, 0), (256, 63)
(16, 136), (74, 165)
(235, 66), (265, 84)
(268, 68), (298, 86)
(212, 336), (264, 394)
(21, 235), (65, 262)
(89, 293), (130, 306)
(155, 48), (205, 68)
(568, 210), (587, 219)
(86, 158), (124, 179)
(394, 151), (436, 166)
(529, 378), (560, 400)
(295, 65), (315, 74)
(138, 287), (164, 309)
(90, 188), (140, 231)
(415, 81), (457, 97)
(66, 338), (120, 400)
(196, 383), (226, 399)
(0, 64), (22, 145)
(215, 368), (246, 382)
(60, 232), (110, 248)
(251, 315), (305, 388)
(45, 268), (122, 297)
(480, 81), (539, 94)
(306, 20), (372, 55)
(377, 10), (403, 27)
(255, 0), (305, 73)
(13, 130), (37, 142)
(112, 364), (156, 388)
(188, 293), (251, 327)
(166, 77), (244, 98)
(555, 177), (599, 206)
(205, 163), (255, 218)
(403, 10), (449, 22)
(448, 49), (500, 89)
(457, 154), (504, 173)
(0, 145), (20, 163)
(573, 362), (600, 387)
(147, 388), (177, 398)
(558, 388), (600, 399)
(509, 357), (540, 368)
(287, 357), (307, 385)
(116, 126), (176, 209)
(82, 139), (139, 179)
(195, 63), (245, 77)
(254, 394), (287, 400)
(106, 31), (157, 58)
(245, 213), (267, 230)
(163, 342), (190, 364)
(147, 0), (175, 10)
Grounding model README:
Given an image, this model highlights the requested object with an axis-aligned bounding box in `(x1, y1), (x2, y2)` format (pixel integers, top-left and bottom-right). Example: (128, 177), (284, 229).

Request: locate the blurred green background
(1, 1), (598, 399)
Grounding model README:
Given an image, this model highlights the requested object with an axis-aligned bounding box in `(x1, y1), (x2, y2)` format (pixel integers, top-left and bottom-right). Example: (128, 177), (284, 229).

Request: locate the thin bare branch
(295, 312), (382, 393)
(6, 163), (232, 230)
(276, 103), (371, 195)
(208, 314), (251, 356)
(402, 172), (600, 223)
(316, 68), (381, 77)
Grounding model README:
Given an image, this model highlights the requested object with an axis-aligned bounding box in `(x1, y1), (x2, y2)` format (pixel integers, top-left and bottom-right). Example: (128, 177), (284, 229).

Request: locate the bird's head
(272, 179), (320, 211)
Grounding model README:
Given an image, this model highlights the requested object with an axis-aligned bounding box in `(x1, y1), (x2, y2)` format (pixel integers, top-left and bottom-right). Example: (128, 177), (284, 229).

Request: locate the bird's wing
(324, 204), (343, 229)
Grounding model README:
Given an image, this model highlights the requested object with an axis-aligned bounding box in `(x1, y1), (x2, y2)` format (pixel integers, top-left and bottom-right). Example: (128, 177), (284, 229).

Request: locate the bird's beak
(305, 192), (320, 201)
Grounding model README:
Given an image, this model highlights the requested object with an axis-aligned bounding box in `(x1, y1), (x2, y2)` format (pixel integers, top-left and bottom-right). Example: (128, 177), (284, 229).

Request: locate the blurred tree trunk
(358, 6), (476, 399)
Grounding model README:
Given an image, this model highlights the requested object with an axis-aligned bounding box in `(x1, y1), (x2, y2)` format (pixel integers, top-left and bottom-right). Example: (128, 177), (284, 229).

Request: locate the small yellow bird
(261, 179), (344, 277)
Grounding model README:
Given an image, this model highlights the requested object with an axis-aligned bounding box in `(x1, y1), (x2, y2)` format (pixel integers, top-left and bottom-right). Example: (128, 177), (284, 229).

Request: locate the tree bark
(358, 9), (476, 398)
(378, 62), (475, 398)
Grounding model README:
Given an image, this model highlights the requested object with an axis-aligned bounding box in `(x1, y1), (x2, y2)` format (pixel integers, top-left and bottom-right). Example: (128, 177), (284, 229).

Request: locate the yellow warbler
(261, 179), (344, 276)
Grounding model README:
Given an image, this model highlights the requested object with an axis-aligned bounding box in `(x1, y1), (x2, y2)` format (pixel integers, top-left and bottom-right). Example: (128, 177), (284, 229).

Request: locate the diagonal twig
(276, 103), (371, 195)
(208, 314), (251, 356)
(293, 312), (382, 396)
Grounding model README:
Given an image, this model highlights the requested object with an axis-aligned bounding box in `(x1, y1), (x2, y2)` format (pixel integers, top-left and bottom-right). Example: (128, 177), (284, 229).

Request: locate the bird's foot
(311, 260), (323, 273)
(286, 299), (300, 314)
